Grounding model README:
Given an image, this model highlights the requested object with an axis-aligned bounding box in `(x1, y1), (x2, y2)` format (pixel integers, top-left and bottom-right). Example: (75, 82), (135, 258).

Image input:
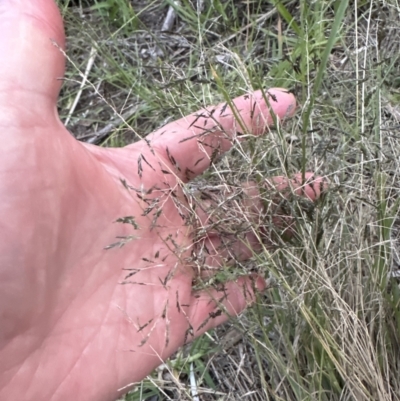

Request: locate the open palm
(0, 1), (326, 400)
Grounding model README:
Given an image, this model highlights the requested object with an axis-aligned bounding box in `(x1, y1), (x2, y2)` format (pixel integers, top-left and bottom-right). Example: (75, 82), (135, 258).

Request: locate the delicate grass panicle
(58, 0), (400, 400)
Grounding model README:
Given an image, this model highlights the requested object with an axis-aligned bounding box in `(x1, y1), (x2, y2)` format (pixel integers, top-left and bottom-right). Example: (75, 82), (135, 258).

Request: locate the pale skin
(0, 1), (326, 400)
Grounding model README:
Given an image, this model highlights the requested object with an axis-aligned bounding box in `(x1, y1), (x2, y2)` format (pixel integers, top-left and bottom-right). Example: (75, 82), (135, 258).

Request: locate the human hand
(0, 1), (326, 400)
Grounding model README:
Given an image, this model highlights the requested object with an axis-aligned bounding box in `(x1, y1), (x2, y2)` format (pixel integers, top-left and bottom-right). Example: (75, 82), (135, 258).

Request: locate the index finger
(146, 88), (296, 181)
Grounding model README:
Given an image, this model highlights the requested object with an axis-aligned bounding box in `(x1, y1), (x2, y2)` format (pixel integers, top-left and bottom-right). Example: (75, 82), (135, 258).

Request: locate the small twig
(65, 46), (97, 127)
(189, 362), (200, 401)
(161, 1), (180, 32)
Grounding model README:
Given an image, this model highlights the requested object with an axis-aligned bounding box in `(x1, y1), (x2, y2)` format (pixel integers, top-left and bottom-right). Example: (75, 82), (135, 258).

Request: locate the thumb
(0, 0), (65, 115)
(187, 275), (267, 340)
